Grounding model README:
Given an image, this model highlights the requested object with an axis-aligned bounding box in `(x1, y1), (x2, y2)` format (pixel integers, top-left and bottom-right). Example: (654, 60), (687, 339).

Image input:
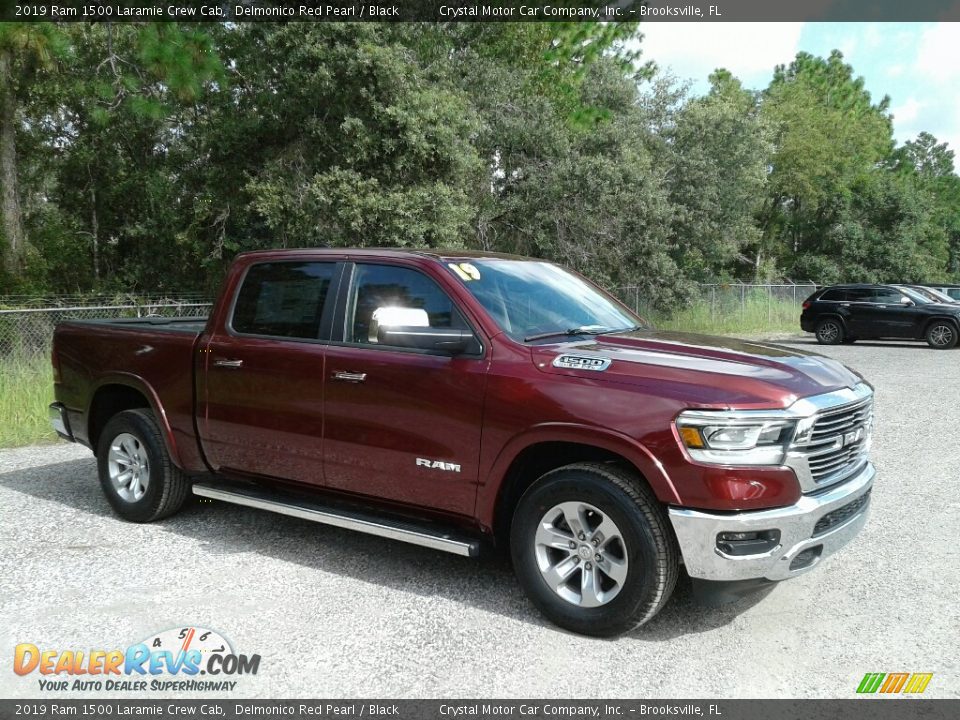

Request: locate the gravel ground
(1, 335), (958, 699)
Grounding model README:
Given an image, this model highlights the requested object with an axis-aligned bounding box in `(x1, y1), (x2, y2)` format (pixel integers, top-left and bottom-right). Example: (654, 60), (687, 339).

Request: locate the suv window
(232, 262), (336, 339)
(819, 289), (846, 301)
(871, 288), (903, 304)
(846, 289), (873, 302)
(348, 264), (469, 347)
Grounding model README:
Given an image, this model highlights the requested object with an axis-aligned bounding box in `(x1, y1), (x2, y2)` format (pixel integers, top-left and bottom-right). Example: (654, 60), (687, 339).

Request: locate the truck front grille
(790, 396), (873, 492)
(812, 489), (871, 536)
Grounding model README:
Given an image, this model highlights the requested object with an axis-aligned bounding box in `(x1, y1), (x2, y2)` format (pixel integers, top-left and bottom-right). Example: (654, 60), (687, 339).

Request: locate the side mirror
(377, 326), (473, 354)
(900, 296), (915, 306)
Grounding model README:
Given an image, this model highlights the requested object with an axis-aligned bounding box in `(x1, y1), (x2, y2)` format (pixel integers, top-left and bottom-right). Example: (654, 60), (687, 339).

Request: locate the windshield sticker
(552, 355), (611, 372)
(459, 263), (481, 280)
(448, 263), (473, 281)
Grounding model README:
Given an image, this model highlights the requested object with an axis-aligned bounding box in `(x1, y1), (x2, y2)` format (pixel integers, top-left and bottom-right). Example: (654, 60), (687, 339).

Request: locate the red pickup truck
(50, 249), (875, 636)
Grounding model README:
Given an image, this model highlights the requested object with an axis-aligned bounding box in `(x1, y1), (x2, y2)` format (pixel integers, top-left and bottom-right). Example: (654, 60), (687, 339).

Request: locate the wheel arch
(87, 374), (182, 467)
(480, 425), (681, 547)
(816, 313), (849, 331)
(922, 315), (960, 335)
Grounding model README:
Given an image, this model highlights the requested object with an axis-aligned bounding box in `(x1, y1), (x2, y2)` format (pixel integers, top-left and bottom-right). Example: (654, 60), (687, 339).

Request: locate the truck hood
(530, 330), (863, 409)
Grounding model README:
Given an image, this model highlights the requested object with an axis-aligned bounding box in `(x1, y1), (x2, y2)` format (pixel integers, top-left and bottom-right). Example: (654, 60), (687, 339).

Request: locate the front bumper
(49, 402), (75, 442)
(668, 462), (874, 582)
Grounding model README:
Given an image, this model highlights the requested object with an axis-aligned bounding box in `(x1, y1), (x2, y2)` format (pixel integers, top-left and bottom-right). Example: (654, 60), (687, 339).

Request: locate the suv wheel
(815, 318), (844, 345)
(510, 462), (679, 637)
(96, 409), (190, 522)
(926, 321), (958, 349)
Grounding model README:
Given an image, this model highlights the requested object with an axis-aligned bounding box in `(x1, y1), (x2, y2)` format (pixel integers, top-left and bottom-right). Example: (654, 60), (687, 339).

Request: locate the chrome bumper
(669, 462), (874, 582)
(49, 402), (75, 442)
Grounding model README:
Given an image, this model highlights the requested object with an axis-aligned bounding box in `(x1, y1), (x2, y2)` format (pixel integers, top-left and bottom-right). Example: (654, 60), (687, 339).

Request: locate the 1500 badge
(552, 355), (611, 371)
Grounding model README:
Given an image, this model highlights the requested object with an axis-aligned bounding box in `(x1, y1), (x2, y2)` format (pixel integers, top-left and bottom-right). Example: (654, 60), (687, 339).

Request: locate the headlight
(676, 411), (798, 466)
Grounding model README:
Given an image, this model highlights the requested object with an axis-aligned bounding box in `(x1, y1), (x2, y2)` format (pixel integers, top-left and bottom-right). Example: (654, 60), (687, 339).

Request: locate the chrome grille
(790, 396), (873, 491)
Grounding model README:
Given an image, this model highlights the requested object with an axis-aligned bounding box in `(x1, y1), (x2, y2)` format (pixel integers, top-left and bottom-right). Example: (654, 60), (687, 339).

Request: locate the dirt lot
(1, 335), (957, 699)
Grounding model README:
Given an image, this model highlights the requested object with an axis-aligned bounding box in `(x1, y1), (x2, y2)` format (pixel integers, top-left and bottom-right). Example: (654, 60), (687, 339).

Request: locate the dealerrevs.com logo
(13, 626), (260, 692)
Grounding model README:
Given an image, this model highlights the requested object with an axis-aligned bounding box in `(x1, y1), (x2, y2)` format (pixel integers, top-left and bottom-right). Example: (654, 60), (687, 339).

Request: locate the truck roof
(234, 247), (535, 262)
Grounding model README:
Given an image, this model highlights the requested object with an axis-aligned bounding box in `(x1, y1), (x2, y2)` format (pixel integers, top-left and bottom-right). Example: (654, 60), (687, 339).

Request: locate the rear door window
(846, 289), (873, 302)
(819, 289), (846, 301)
(232, 262), (336, 339)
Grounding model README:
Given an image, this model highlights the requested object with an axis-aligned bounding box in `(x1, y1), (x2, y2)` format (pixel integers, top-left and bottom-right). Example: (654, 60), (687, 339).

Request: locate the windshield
(915, 286), (955, 303)
(445, 259), (645, 342)
(897, 286), (933, 304)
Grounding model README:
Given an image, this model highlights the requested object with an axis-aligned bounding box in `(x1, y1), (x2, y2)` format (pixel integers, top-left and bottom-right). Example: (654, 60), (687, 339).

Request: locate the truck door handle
(333, 371), (367, 383)
(213, 359), (243, 369)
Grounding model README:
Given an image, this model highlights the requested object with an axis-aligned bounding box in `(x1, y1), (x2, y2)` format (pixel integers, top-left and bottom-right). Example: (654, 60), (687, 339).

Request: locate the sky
(638, 22), (960, 155)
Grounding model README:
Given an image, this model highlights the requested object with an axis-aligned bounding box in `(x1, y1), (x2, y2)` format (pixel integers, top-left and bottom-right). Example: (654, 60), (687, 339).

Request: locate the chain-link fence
(0, 297), (213, 358)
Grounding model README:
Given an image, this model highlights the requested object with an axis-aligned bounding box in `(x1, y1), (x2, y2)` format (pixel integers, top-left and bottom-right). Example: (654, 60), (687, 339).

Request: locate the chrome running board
(192, 480), (481, 557)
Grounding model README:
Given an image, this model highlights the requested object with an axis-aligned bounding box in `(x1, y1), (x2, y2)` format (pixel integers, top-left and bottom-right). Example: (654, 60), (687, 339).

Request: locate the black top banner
(4, 0), (960, 23)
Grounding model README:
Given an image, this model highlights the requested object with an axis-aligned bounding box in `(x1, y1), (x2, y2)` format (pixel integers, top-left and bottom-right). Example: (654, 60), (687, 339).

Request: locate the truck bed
(53, 316), (210, 472)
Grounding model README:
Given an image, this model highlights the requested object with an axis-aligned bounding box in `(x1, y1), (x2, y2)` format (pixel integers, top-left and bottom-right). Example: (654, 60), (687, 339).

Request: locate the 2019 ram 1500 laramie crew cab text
(50, 249), (875, 636)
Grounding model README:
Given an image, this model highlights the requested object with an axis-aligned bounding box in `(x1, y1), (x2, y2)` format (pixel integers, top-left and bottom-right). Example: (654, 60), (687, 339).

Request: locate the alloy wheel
(533, 501), (629, 608)
(818, 322), (840, 343)
(930, 324), (954, 347)
(107, 432), (150, 503)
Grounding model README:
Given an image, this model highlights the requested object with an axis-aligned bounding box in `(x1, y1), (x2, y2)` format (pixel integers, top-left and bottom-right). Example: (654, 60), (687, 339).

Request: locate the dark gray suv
(800, 284), (960, 349)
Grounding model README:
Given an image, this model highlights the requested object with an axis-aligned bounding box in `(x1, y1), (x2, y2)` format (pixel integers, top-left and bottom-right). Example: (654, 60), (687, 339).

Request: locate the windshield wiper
(523, 325), (644, 342)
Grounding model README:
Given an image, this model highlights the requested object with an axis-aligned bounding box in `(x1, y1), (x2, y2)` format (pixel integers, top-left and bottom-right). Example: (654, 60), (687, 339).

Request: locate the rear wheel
(510, 462), (678, 637)
(926, 321), (958, 349)
(815, 318), (844, 345)
(96, 409), (190, 522)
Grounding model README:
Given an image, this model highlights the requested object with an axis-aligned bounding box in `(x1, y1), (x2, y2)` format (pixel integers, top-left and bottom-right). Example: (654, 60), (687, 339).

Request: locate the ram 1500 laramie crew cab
(50, 249), (875, 636)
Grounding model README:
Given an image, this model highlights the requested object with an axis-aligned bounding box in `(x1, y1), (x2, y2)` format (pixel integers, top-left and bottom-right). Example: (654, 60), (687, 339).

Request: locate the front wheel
(926, 321), (958, 349)
(96, 409), (190, 522)
(510, 463), (679, 637)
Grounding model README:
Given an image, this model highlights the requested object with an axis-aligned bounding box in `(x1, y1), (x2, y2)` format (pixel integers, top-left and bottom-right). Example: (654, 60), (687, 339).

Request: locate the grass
(0, 353), (57, 448)
(645, 296), (801, 336)
(0, 296), (803, 449)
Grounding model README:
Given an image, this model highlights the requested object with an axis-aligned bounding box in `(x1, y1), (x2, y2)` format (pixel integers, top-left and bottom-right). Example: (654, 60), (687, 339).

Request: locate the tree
(760, 50), (895, 280)
(0, 23), (63, 278)
(662, 69), (773, 281)
(10, 22), (221, 291)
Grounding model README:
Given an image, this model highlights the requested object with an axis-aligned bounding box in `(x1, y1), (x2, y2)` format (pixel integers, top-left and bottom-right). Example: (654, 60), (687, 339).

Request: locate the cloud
(914, 23), (960, 84)
(891, 98), (923, 125)
(637, 22), (805, 86)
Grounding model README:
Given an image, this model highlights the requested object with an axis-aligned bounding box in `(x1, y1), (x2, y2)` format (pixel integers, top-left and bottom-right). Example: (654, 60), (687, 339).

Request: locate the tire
(925, 320), (959, 349)
(510, 462), (679, 637)
(841, 337), (857, 344)
(96, 409), (190, 522)
(815, 318), (844, 345)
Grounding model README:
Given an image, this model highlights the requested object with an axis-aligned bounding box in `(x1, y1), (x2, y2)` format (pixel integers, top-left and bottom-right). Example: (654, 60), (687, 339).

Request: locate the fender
(817, 312), (849, 332)
(922, 315), (960, 334)
(475, 422), (683, 529)
(86, 372), (184, 470)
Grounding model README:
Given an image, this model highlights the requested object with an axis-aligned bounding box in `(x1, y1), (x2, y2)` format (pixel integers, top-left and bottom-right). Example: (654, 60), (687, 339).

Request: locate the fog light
(719, 531), (758, 541)
(716, 529), (781, 557)
(789, 545), (823, 571)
